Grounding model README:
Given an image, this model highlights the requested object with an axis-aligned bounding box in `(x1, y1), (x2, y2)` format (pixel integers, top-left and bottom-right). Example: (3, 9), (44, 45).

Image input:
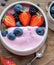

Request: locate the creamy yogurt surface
(2, 26), (45, 51)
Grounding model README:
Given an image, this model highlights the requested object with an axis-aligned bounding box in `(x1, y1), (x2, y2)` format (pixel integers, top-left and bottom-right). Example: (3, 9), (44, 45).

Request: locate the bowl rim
(0, 1), (48, 55)
(48, 1), (54, 21)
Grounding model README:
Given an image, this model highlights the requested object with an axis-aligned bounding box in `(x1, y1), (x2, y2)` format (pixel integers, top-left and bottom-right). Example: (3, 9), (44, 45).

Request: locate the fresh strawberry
(3, 14), (16, 27)
(19, 12), (31, 26)
(0, 56), (16, 65)
(30, 13), (44, 26)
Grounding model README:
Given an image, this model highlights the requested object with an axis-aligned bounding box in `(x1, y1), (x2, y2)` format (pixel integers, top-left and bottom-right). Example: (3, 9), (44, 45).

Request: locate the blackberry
(13, 13), (19, 22)
(29, 6), (38, 15)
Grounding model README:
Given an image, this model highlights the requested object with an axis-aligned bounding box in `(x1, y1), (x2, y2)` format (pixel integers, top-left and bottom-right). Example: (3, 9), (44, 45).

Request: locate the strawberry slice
(3, 14), (16, 27)
(0, 56), (16, 65)
(30, 13), (44, 26)
(19, 12), (31, 26)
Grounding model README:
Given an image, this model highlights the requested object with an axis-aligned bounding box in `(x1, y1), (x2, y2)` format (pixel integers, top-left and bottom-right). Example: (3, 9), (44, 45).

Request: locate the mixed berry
(13, 28), (23, 37)
(50, 3), (54, 18)
(1, 4), (45, 40)
(7, 33), (16, 40)
(14, 4), (23, 13)
(36, 27), (45, 36)
(29, 6), (38, 15)
(13, 13), (19, 22)
(0, 56), (16, 65)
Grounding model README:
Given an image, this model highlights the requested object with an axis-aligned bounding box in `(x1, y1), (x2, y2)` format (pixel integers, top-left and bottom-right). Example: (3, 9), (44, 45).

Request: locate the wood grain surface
(0, 0), (54, 65)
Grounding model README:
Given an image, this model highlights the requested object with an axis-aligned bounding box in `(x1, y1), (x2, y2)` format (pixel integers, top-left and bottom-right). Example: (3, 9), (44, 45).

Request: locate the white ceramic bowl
(0, 1), (48, 56)
(47, 1), (54, 31)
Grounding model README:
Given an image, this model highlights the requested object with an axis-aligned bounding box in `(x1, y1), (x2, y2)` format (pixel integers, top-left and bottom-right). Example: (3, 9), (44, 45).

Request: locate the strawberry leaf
(2, 26), (7, 31)
(21, 8), (25, 12)
(2, 15), (6, 23)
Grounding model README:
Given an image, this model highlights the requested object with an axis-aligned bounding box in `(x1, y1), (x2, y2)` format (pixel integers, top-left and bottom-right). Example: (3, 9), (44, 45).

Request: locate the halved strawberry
(0, 56), (16, 65)
(30, 13), (44, 26)
(19, 12), (31, 26)
(3, 14), (16, 27)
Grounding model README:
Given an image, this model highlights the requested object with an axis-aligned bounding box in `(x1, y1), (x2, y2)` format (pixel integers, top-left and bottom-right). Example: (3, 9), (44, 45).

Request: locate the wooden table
(0, 0), (54, 65)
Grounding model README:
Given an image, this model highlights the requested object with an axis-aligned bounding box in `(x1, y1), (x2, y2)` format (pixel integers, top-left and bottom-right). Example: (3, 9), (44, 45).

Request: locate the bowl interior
(49, 1), (54, 20)
(0, 1), (48, 53)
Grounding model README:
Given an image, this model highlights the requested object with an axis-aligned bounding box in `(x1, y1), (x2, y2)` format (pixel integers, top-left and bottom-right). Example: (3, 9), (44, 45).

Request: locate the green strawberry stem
(21, 8), (26, 13)
(37, 12), (42, 18)
(2, 15), (6, 23)
(2, 26), (7, 31)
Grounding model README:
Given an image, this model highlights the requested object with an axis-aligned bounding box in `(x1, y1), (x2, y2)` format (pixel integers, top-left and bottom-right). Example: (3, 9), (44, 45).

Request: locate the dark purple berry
(13, 13), (19, 22)
(29, 6), (38, 15)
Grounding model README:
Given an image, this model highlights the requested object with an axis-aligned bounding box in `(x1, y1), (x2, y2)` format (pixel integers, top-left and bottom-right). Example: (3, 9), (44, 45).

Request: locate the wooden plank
(0, 0), (54, 65)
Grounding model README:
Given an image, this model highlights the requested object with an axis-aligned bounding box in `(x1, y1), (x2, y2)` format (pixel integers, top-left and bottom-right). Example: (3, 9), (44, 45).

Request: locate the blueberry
(14, 4), (23, 13)
(36, 3), (40, 7)
(50, 6), (54, 14)
(29, 6), (38, 15)
(1, 30), (8, 37)
(16, 21), (22, 27)
(1, 1), (6, 6)
(51, 14), (54, 18)
(13, 28), (23, 36)
(36, 27), (45, 36)
(13, 13), (19, 22)
(7, 33), (16, 40)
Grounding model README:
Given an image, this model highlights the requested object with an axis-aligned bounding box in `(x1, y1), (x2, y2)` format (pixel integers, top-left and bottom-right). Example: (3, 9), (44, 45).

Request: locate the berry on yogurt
(36, 27), (45, 36)
(1, 30), (8, 37)
(13, 28), (23, 37)
(7, 33), (16, 40)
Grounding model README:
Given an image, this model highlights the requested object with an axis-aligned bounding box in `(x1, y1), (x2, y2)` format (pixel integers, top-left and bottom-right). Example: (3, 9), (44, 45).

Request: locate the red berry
(30, 14), (44, 26)
(3, 14), (16, 27)
(19, 12), (31, 26)
(0, 56), (16, 65)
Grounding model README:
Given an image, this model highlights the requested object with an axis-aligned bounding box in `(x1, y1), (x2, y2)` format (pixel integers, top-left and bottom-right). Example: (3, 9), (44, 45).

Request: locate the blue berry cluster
(1, 28), (23, 40)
